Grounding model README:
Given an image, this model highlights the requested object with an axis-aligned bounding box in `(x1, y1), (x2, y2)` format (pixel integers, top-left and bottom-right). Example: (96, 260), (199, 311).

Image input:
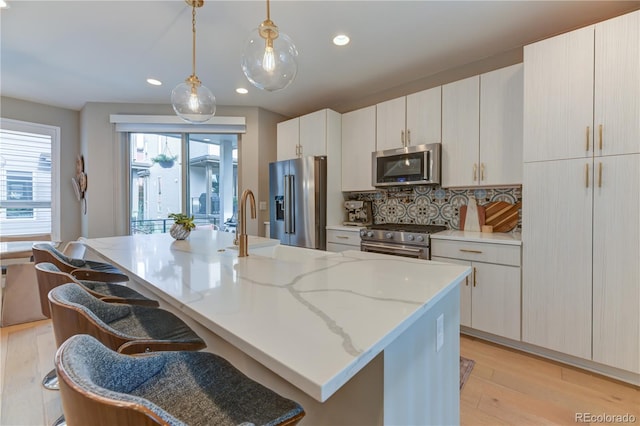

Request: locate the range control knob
(360, 230), (366, 237)
(416, 235), (425, 242)
(367, 231), (374, 238)
(385, 232), (393, 239)
(407, 234), (415, 241)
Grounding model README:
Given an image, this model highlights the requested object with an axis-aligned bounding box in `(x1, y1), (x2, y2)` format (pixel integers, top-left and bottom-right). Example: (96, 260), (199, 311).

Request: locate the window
(0, 119), (59, 238)
(128, 132), (238, 235)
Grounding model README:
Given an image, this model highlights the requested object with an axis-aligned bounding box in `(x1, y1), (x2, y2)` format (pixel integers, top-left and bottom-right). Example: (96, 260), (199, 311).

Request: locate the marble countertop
(431, 229), (522, 246)
(81, 229), (470, 402)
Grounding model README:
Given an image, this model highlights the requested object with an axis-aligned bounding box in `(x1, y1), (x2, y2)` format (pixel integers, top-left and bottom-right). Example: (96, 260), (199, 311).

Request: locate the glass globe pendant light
(171, 0), (216, 123)
(241, 0), (298, 92)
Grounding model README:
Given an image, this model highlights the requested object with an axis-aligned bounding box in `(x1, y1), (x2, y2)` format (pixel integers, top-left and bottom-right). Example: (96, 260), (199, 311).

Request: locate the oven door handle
(360, 242), (424, 257)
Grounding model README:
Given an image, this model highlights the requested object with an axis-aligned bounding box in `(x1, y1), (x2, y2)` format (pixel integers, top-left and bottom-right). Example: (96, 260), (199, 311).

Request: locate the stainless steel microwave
(372, 143), (441, 187)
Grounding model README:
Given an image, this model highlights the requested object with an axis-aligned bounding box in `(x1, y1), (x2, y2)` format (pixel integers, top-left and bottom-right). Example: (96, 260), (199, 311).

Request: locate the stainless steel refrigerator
(269, 156), (327, 250)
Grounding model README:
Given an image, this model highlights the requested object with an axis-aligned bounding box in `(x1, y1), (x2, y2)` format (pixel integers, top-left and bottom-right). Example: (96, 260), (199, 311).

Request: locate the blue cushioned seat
(48, 283), (205, 354)
(56, 334), (305, 426)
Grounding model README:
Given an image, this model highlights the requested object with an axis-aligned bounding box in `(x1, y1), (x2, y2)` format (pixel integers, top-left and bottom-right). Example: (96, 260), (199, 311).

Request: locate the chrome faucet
(234, 189), (256, 257)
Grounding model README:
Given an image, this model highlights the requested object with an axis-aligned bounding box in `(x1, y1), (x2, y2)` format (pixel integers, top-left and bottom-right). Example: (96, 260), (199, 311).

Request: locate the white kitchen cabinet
(523, 25), (594, 163)
(277, 118), (300, 161)
(375, 86), (441, 152)
(594, 11), (640, 156)
(522, 10), (639, 373)
(522, 159), (593, 360)
(406, 88), (441, 147)
(479, 64), (523, 186)
(326, 227), (362, 253)
(442, 65), (523, 188)
(524, 10), (639, 162)
(432, 239), (521, 341)
(592, 154), (640, 373)
(441, 75), (479, 188)
(341, 106), (376, 191)
(277, 109), (341, 161)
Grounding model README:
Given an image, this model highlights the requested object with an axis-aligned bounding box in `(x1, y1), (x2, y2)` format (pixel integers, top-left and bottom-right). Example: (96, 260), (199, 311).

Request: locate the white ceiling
(1, 1), (638, 118)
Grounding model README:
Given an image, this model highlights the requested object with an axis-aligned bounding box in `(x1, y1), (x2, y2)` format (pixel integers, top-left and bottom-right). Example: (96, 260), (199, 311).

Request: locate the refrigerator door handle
(284, 175), (290, 234)
(284, 174), (295, 234)
(288, 175), (295, 234)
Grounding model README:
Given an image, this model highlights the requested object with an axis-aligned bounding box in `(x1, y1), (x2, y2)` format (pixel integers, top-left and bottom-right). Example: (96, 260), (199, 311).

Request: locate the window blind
(0, 127), (53, 236)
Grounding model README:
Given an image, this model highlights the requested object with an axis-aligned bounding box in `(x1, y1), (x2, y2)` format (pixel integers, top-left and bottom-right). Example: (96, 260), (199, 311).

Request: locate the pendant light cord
(266, 0), (270, 21)
(191, 2), (197, 77)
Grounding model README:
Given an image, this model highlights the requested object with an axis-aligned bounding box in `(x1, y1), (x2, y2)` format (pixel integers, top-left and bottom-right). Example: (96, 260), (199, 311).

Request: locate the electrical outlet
(259, 201), (267, 211)
(436, 314), (444, 352)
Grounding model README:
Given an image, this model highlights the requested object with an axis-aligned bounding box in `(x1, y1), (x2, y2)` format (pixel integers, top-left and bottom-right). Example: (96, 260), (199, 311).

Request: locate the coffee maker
(343, 200), (372, 226)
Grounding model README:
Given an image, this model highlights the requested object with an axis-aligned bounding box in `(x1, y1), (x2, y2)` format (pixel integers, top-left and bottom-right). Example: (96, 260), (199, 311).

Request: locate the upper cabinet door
(277, 117), (300, 161)
(523, 25), (594, 163)
(480, 64), (523, 186)
(376, 96), (406, 151)
(442, 75), (480, 187)
(299, 109), (328, 157)
(406, 86), (442, 146)
(594, 10), (640, 156)
(342, 106), (376, 191)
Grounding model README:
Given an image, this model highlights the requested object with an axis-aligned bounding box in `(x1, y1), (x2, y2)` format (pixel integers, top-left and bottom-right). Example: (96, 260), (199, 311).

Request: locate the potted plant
(168, 213), (196, 240)
(151, 153), (178, 168)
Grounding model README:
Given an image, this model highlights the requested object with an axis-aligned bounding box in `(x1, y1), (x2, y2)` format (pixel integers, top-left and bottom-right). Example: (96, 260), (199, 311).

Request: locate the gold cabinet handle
(407, 129), (411, 145)
(401, 130), (405, 146)
(598, 162), (602, 188)
(599, 124), (603, 151)
(460, 249), (483, 254)
(585, 163), (589, 188)
(336, 235), (349, 239)
(586, 126), (590, 151)
(481, 163), (485, 181)
(465, 276), (469, 286)
(473, 267), (477, 287)
(473, 163), (478, 181)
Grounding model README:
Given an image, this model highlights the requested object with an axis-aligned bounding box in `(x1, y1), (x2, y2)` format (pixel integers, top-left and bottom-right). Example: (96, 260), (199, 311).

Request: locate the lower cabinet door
(432, 256), (472, 327)
(472, 262), (521, 341)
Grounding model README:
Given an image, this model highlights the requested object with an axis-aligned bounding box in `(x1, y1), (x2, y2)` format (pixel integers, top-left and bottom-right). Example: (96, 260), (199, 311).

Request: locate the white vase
(169, 223), (191, 240)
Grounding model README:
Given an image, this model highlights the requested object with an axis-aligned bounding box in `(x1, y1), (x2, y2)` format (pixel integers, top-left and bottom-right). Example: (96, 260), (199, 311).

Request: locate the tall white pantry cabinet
(522, 10), (639, 375)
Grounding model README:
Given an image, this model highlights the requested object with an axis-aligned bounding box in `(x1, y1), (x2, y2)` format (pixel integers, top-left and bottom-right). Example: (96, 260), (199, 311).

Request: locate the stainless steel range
(360, 224), (447, 260)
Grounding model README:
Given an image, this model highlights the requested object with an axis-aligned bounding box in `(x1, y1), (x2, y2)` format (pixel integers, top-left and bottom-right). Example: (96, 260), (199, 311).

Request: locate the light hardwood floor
(1, 320), (638, 425)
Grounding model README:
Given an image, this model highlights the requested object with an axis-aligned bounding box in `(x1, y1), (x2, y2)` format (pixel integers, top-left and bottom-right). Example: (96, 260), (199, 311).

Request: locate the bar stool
(56, 334), (305, 426)
(32, 243), (129, 283)
(47, 283), (205, 354)
(35, 262), (159, 391)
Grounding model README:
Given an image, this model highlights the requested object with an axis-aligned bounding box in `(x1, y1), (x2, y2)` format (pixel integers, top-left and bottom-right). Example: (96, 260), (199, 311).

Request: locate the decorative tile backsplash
(346, 186), (522, 230)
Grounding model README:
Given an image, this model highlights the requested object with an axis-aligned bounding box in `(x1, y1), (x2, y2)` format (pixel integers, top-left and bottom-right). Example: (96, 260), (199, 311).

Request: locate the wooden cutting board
(483, 201), (521, 233)
(460, 204), (486, 231)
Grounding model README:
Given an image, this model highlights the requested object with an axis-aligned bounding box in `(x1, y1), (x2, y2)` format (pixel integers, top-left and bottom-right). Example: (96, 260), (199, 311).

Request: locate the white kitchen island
(81, 230), (471, 426)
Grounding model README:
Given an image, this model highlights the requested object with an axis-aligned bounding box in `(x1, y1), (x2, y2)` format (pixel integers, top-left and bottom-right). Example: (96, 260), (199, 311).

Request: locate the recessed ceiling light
(236, 88), (249, 94)
(333, 34), (350, 46)
(0, 1), (8, 9)
(146, 78), (162, 86)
